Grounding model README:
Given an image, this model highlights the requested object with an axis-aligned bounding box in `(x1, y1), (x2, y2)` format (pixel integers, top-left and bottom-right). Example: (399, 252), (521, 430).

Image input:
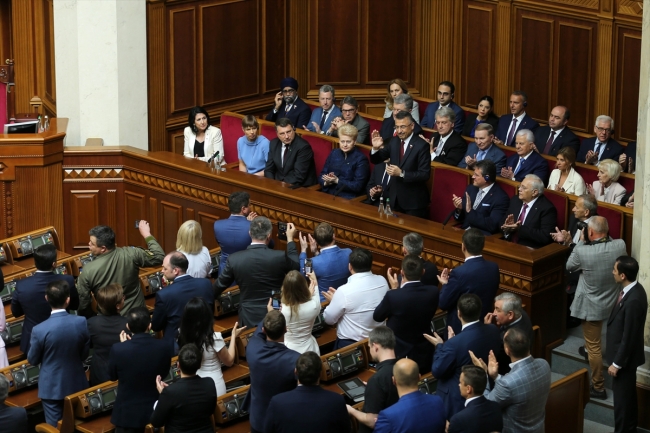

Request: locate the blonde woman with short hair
(176, 220), (211, 278)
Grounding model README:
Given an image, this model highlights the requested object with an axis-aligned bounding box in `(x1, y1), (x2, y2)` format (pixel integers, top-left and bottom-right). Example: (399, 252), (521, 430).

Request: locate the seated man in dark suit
(428, 107), (468, 166)
(304, 84), (341, 134)
(534, 106), (581, 156)
(374, 359), (446, 433)
(458, 123), (507, 173)
(364, 158), (391, 206)
(494, 91), (539, 146)
(427, 294), (502, 420)
(264, 351), (350, 433)
(264, 118), (318, 187)
(0, 375), (28, 433)
(214, 217), (299, 327)
(501, 174), (556, 249)
(576, 115), (624, 166)
(438, 229), (500, 335)
(619, 140), (636, 173)
(110, 306), (173, 433)
(448, 365), (503, 433)
(370, 111), (431, 218)
(327, 95), (370, 144)
(421, 81), (466, 133)
(379, 93), (423, 141)
(453, 160), (510, 235)
(151, 343), (216, 433)
(151, 252), (214, 346)
(374, 255), (439, 374)
(500, 129), (549, 184)
(243, 310), (301, 433)
(11, 243), (79, 355)
(400, 232), (438, 286)
(265, 76), (311, 130)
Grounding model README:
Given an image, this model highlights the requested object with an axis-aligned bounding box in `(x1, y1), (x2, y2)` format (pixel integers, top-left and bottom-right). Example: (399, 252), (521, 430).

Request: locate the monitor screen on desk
(3, 120), (39, 134)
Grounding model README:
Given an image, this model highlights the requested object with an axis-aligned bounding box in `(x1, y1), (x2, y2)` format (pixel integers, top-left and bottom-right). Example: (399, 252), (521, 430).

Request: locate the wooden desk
(219, 419), (251, 433)
(214, 314), (239, 335)
(6, 345), (24, 364)
(4, 386), (40, 410)
(223, 364), (250, 385)
(321, 369), (376, 394)
(61, 146), (568, 354)
(74, 413), (114, 433)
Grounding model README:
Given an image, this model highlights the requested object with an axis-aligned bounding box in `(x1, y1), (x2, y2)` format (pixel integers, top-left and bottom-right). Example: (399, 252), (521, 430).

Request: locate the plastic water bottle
(44, 115), (50, 131)
(378, 197), (385, 214)
(384, 198), (393, 216)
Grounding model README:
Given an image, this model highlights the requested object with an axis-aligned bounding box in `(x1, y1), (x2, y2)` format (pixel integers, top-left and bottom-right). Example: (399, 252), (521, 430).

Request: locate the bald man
(374, 359), (445, 433)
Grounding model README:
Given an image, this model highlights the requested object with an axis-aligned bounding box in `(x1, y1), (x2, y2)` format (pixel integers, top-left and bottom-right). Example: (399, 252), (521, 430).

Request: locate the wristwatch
(400, 171), (405, 178)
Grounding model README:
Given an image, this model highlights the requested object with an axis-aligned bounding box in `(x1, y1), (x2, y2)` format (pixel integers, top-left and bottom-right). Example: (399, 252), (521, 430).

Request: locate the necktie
(512, 203), (528, 244)
(506, 118), (518, 146)
(594, 142), (602, 158)
(400, 140), (405, 162)
(319, 110), (329, 129)
(477, 150), (485, 161)
(381, 170), (390, 194)
(513, 157), (524, 175)
(282, 145), (289, 167)
(284, 104), (293, 115)
(617, 290), (624, 304)
(473, 189), (484, 210)
(543, 131), (556, 154)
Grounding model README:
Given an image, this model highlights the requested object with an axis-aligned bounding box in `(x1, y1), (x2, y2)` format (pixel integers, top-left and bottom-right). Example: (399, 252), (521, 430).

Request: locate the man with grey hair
(328, 95), (370, 144)
(400, 232), (438, 285)
(577, 115), (624, 165)
(501, 129), (549, 183)
(502, 174), (556, 248)
(484, 291), (533, 374)
(425, 106), (468, 166)
(567, 215), (627, 400)
(214, 217), (299, 327)
(305, 84), (341, 134)
(379, 93), (423, 141)
(0, 374), (28, 432)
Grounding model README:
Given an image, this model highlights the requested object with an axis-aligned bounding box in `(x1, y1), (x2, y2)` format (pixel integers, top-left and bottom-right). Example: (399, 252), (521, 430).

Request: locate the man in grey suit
(328, 95), (370, 144)
(214, 217), (299, 327)
(471, 327), (551, 433)
(567, 216), (627, 399)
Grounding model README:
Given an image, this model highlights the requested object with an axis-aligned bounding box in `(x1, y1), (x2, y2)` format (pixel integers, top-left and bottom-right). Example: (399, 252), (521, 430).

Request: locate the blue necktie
(513, 157), (524, 175)
(477, 150), (486, 161)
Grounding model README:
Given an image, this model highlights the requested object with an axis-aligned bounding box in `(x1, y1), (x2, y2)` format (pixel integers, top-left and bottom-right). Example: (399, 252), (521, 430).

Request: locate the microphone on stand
(441, 208), (457, 228)
(207, 150), (220, 163)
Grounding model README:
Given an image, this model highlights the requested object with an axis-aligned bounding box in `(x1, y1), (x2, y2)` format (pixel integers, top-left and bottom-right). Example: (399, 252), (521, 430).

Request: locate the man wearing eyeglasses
(425, 107), (467, 166)
(327, 95), (370, 144)
(576, 115), (624, 166)
(421, 81), (466, 133)
(265, 77), (312, 130)
(370, 111), (431, 218)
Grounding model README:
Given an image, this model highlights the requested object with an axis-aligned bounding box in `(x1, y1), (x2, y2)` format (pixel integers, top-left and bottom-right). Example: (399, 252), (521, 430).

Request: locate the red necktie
(543, 131), (555, 154)
(512, 203), (528, 244)
(400, 140), (405, 162)
(617, 290), (624, 304)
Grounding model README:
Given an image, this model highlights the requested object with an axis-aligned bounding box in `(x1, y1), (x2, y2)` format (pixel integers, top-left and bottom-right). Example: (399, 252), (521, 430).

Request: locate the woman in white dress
(177, 297), (245, 396)
(176, 220), (212, 279)
(547, 147), (586, 196)
(278, 270), (321, 354)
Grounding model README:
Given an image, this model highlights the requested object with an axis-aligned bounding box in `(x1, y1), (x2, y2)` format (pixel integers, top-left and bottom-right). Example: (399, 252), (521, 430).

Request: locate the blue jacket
(214, 215), (252, 275)
(504, 151), (549, 184)
(454, 183), (510, 235)
(318, 147), (370, 198)
(421, 101), (466, 134)
(374, 391), (446, 433)
(448, 396), (503, 433)
(305, 105), (342, 133)
(576, 137), (624, 165)
(457, 143), (507, 174)
(300, 245), (351, 301)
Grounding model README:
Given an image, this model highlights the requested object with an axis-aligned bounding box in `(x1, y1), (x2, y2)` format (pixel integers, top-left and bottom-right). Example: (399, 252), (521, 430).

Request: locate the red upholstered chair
(596, 203), (623, 239)
(545, 156), (557, 175)
(356, 144), (375, 172)
(260, 122), (277, 143)
(359, 113), (383, 137)
(496, 178), (518, 198)
(544, 189), (568, 230)
(617, 173), (635, 193)
(497, 143), (517, 159)
(219, 112), (245, 164)
(0, 61), (16, 126)
(296, 130), (336, 176)
(304, 99), (319, 112)
(429, 164), (471, 223)
(412, 96), (434, 124)
(574, 163), (598, 188)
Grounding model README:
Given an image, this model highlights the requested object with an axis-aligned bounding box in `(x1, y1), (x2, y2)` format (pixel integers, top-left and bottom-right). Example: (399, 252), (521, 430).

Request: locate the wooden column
(493, 0), (513, 116)
(147, 0), (167, 152)
(10, 0), (36, 114)
(288, 0), (309, 99)
(594, 0), (614, 116)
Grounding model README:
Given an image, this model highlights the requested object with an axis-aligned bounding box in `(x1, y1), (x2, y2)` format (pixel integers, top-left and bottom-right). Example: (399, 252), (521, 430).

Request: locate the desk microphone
(441, 208), (457, 228)
(207, 150), (220, 163)
(333, 184), (345, 198)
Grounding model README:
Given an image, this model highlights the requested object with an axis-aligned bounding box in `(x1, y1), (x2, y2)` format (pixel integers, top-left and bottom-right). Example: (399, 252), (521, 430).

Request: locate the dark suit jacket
(264, 136), (318, 187)
(11, 272), (79, 354)
(214, 215), (251, 275)
(438, 257), (500, 335)
(109, 333), (173, 428)
(265, 97), (312, 130)
(395, 258), (438, 287)
(87, 314), (128, 386)
(421, 101), (466, 134)
(505, 194), (557, 249)
(455, 183), (510, 235)
(431, 322), (503, 420)
(432, 131), (468, 166)
(305, 105), (342, 133)
(462, 113), (500, 138)
(374, 281), (439, 373)
(27, 311), (89, 400)
(0, 403), (28, 433)
(364, 162), (391, 204)
(534, 126), (581, 156)
(243, 323), (301, 431)
(374, 391), (446, 433)
(448, 396), (503, 433)
(504, 151), (549, 184)
(150, 375), (217, 433)
(331, 114), (371, 145)
(606, 283), (647, 369)
(457, 143), (507, 173)
(576, 137), (624, 164)
(264, 385), (350, 433)
(497, 310), (533, 375)
(215, 243), (299, 327)
(369, 134), (431, 211)
(496, 114), (539, 146)
(380, 116), (423, 142)
(151, 274), (214, 343)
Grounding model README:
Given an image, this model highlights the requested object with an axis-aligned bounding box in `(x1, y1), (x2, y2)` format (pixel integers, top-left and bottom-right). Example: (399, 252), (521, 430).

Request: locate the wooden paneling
(40, 0), (56, 109)
(461, 1), (496, 107)
(366, 0), (412, 83)
(0, 1), (11, 64)
(263, 0), (287, 93)
(169, 6), (196, 113)
(69, 191), (99, 248)
(160, 200), (183, 253)
(613, 24), (641, 142)
(124, 192), (146, 247)
(147, 0), (167, 152)
(198, 211), (219, 250)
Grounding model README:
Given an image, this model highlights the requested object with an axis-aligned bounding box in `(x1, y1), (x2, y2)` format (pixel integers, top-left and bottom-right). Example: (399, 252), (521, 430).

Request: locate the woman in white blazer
(587, 158), (626, 205)
(547, 147), (586, 196)
(183, 106), (225, 163)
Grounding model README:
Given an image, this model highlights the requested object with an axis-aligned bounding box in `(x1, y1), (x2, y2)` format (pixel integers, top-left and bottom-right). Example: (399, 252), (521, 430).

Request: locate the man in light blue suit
(458, 123), (507, 174)
(299, 222), (350, 301)
(374, 358), (446, 433)
(28, 280), (90, 426)
(304, 85), (341, 134)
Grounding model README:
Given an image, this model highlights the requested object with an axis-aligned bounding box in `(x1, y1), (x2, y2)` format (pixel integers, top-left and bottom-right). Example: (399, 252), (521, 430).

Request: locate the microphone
(441, 208), (457, 228)
(333, 183), (346, 198)
(207, 150), (220, 163)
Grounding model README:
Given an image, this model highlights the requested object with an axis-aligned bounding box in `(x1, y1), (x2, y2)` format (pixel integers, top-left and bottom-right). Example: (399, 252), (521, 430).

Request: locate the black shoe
(590, 386), (607, 400)
(578, 346), (589, 362)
